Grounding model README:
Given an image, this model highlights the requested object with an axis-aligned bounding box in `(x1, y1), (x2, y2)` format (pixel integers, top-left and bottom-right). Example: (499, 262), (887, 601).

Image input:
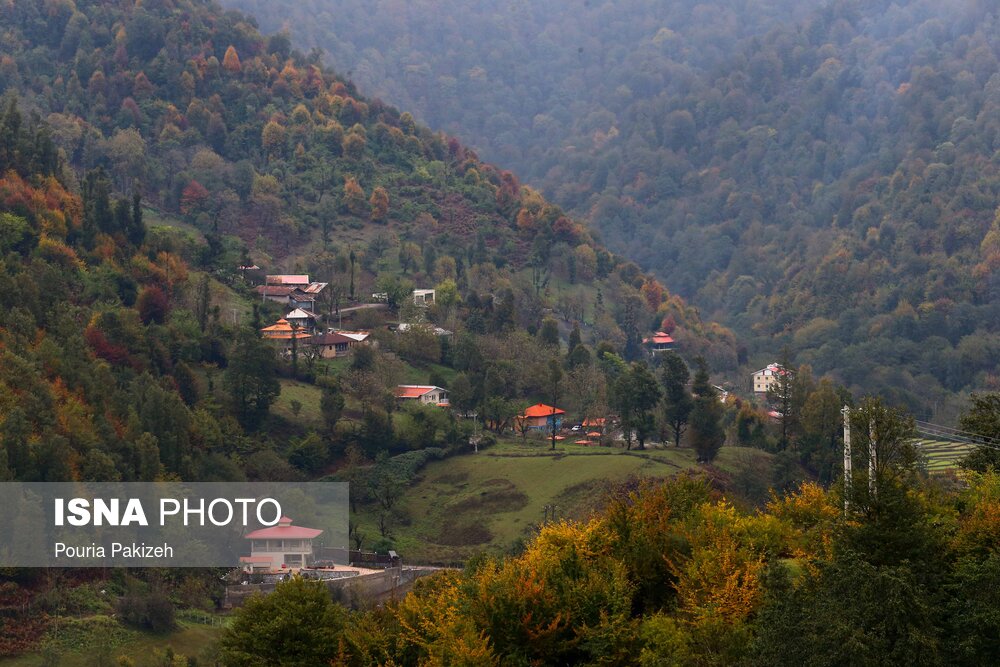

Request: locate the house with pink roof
(240, 516), (322, 572)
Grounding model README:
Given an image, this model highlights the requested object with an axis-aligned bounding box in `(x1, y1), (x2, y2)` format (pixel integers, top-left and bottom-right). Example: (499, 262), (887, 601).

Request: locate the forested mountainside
(225, 0), (1000, 416)
(0, 0), (735, 485)
(224, 0), (824, 169)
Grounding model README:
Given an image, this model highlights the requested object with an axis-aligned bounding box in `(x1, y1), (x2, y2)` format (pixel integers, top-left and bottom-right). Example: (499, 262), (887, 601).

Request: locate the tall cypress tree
(660, 352), (693, 447)
(689, 357), (723, 462)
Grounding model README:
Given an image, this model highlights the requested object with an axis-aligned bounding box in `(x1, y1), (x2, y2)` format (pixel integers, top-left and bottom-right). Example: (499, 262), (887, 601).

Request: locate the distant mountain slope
(223, 0), (823, 171)
(223, 0), (1000, 414)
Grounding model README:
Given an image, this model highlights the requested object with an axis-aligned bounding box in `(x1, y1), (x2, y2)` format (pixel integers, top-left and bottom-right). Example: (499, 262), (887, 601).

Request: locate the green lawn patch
(273, 379), (324, 426)
(354, 440), (771, 564)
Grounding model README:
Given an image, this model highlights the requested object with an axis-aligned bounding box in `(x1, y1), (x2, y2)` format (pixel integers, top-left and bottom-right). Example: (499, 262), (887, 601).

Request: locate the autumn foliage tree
(179, 180), (210, 219)
(368, 185), (388, 222)
(222, 45), (241, 73)
(136, 285), (170, 324)
(342, 176), (366, 215)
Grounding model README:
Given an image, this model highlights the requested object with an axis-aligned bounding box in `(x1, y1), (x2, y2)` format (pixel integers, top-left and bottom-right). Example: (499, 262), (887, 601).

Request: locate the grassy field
(355, 439), (769, 564)
(272, 379), (325, 427)
(1, 615), (227, 667)
(914, 438), (974, 473)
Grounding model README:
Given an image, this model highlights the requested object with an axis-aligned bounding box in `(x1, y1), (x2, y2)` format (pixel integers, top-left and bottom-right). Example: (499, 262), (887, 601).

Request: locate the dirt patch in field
(552, 478), (617, 521)
(435, 520), (494, 546)
(452, 479), (529, 514)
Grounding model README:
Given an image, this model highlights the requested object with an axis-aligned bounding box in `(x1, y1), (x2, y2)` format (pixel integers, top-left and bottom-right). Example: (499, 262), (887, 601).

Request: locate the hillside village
(243, 268), (749, 452)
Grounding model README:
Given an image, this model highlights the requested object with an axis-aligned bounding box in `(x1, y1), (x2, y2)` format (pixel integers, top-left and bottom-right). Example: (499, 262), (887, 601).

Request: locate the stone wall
(223, 566), (441, 610)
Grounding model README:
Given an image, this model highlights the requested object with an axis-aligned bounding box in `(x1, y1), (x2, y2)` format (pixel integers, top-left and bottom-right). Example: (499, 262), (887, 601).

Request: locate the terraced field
(914, 438), (974, 474)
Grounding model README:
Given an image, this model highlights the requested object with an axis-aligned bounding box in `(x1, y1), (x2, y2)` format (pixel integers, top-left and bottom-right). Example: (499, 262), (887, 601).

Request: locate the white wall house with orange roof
(394, 385), (449, 406)
(240, 516), (323, 572)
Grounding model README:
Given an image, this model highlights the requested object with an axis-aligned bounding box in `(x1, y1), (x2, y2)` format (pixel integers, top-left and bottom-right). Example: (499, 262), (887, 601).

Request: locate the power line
(914, 420), (1000, 450)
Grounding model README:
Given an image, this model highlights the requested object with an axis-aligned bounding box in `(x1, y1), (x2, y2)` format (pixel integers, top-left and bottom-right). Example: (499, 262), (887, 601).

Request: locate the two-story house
(240, 516), (323, 572)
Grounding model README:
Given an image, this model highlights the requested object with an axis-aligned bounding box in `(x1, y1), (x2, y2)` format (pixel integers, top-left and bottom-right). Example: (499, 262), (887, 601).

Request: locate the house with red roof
(394, 385), (449, 406)
(240, 516), (323, 572)
(519, 403), (565, 430)
(643, 331), (676, 354)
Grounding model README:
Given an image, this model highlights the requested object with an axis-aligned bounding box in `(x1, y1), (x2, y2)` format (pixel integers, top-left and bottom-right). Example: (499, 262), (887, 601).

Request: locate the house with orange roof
(260, 318), (312, 352)
(240, 516), (323, 572)
(394, 385), (449, 406)
(519, 403), (565, 430)
(643, 331), (676, 354)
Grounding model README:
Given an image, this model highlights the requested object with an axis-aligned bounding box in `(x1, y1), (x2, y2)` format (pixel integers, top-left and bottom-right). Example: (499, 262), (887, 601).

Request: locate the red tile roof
(245, 516), (323, 540)
(523, 403), (565, 418)
(644, 332), (675, 344)
(394, 385), (444, 399)
(266, 274), (310, 285)
(255, 285), (296, 297)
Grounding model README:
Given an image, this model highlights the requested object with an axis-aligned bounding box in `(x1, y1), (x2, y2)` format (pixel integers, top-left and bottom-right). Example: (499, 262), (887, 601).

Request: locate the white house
(240, 516), (323, 572)
(396, 322), (453, 337)
(285, 308), (320, 333)
(395, 385), (449, 405)
(752, 363), (789, 395)
(412, 289), (435, 305)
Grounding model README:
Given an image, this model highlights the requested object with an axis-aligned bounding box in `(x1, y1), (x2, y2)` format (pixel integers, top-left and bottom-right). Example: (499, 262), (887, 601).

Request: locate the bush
(117, 585), (175, 633)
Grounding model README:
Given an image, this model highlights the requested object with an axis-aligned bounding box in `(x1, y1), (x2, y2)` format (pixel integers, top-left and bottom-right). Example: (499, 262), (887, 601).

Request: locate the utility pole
(842, 405), (852, 513)
(868, 418), (877, 499)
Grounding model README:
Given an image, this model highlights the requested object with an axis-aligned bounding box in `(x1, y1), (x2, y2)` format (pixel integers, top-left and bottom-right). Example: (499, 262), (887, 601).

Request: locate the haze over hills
(226, 0), (1000, 417)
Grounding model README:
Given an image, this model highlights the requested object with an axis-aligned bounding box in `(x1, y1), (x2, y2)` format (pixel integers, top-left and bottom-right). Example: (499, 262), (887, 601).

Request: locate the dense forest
(228, 0), (1000, 417)
(0, 0), (736, 485)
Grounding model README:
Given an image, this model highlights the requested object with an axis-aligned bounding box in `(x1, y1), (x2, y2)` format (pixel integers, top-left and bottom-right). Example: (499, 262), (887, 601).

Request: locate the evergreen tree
(958, 393), (1000, 472)
(128, 191), (146, 246)
(659, 352), (692, 447)
(538, 317), (560, 349)
(766, 349), (794, 451)
(224, 327), (281, 430)
(1, 407), (32, 479)
(548, 359), (563, 451)
(613, 362), (662, 450)
(689, 357), (723, 462)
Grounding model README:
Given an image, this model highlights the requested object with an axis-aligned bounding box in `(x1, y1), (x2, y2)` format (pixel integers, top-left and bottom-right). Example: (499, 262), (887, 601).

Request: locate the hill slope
(1, 0), (735, 363)
(224, 0), (1000, 415)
